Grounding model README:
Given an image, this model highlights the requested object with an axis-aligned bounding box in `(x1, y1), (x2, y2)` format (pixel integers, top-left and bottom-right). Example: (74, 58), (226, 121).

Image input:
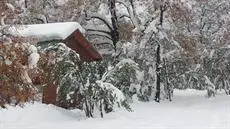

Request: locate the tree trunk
(155, 2), (166, 102)
(159, 5), (165, 26)
(108, 0), (119, 51)
(163, 58), (172, 101)
(155, 44), (161, 102)
(25, 0), (28, 8)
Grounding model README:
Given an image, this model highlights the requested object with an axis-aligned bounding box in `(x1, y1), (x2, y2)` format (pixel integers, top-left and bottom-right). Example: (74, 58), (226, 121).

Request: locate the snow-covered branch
(86, 12), (113, 31)
(116, 0), (139, 28)
(87, 30), (112, 41)
(6, 3), (15, 12)
(1, 15), (7, 26)
(35, 14), (48, 24)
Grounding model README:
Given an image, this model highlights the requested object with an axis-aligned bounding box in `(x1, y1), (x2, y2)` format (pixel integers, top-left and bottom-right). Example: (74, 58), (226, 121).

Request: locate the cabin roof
(6, 22), (102, 62)
(7, 22), (85, 41)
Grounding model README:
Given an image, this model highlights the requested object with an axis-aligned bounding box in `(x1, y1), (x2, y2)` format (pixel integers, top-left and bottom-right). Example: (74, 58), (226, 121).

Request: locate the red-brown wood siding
(42, 85), (57, 105)
(64, 30), (102, 62)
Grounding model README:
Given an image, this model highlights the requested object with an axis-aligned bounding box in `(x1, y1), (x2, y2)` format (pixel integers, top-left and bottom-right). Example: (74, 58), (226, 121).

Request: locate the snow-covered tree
(0, 0), (40, 107)
(167, 0), (230, 96)
(0, 40), (39, 107)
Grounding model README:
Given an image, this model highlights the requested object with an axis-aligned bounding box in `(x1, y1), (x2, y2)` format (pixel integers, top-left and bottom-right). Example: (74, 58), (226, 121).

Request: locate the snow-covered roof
(8, 22), (85, 41)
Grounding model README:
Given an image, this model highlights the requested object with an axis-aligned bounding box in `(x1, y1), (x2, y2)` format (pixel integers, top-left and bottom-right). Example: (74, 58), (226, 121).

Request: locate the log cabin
(8, 22), (102, 106)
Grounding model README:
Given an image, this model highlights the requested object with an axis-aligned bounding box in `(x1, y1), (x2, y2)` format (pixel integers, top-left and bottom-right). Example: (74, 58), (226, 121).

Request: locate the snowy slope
(1, 90), (230, 129)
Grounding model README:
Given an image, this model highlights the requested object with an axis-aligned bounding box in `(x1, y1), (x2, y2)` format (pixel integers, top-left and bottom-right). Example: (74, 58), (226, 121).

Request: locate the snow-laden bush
(38, 43), (131, 117)
(0, 41), (39, 108)
(102, 59), (140, 101)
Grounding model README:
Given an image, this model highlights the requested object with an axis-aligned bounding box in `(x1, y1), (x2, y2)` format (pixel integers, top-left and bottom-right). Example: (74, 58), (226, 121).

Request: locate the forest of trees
(1, 0), (230, 117)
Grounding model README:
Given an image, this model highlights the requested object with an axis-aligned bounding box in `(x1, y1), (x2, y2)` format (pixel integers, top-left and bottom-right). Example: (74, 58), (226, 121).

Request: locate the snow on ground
(1, 89), (230, 129)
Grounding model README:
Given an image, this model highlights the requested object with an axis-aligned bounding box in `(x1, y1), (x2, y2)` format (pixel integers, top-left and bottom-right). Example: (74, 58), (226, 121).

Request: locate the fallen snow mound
(0, 103), (85, 127)
(1, 89), (230, 129)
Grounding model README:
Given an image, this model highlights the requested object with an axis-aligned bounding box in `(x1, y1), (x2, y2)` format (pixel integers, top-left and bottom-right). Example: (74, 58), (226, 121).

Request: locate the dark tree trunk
(163, 58), (172, 101)
(155, 2), (167, 102)
(160, 8), (164, 25)
(25, 0), (28, 8)
(155, 44), (161, 102)
(159, 4), (167, 26)
(108, 0), (119, 51)
(84, 99), (93, 118)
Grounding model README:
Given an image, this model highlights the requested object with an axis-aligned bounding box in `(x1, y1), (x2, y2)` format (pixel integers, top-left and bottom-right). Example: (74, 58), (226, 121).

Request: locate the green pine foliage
(103, 59), (140, 100)
(38, 42), (132, 117)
